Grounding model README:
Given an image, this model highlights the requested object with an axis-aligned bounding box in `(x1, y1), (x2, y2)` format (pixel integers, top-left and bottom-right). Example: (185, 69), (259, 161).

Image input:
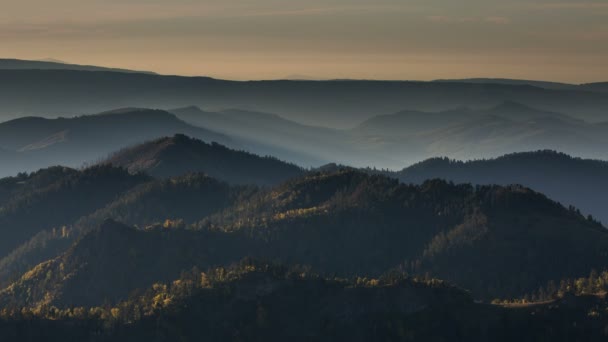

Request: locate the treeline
(1, 260), (608, 341)
(498, 269), (608, 304)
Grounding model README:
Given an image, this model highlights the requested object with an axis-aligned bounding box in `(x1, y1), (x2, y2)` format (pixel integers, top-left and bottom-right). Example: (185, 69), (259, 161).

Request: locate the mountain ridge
(102, 134), (304, 185)
(389, 150), (608, 223)
(0, 58), (155, 75)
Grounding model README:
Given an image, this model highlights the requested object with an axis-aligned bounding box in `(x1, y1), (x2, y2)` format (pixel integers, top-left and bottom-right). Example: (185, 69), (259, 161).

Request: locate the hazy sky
(1, 0), (607, 82)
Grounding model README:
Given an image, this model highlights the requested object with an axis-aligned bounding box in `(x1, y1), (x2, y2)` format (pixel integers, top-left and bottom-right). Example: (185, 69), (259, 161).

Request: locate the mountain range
(1, 66), (608, 127)
(0, 58), (154, 74)
(385, 150), (608, 224)
(0, 135), (606, 339)
(1, 60), (608, 340)
(173, 102), (608, 168)
(1, 167), (606, 308)
(0, 109), (234, 177)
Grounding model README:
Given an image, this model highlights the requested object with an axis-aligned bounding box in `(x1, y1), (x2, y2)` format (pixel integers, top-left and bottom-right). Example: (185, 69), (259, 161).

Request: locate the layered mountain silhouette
(0, 61), (608, 340)
(433, 78), (577, 90)
(174, 102), (608, 168)
(1, 69), (608, 126)
(6, 260), (607, 342)
(103, 134), (303, 185)
(0, 109), (235, 177)
(3, 170), (607, 309)
(1, 101), (607, 174)
(353, 102), (608, 167)
(0, 58), (154, 74)
(0, 165), (148, 259)
(171, 106), (369, 166)
(0, 172), (253, 288)
(385, 150), (608, 224)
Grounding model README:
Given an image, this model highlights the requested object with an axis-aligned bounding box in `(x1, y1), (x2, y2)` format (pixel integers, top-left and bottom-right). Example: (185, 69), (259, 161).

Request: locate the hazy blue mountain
(353, 103), (608, 167)
(387, 151), (608, 224)
(356, 101), (581, 136)
(1, 69), (608, 126)
(0, 58), (154, 74)
(2, 101), (606, 174)
(173, 103), (607, 169)
(580, 82), (608, 93)
(0, 109), (234, 177)
(171, 106), (384, 167)
(433, 78), (577, 90)
(103, 134), (304, 185)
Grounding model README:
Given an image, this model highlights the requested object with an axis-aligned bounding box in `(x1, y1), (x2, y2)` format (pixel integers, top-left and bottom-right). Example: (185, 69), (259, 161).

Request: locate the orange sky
(1, 0), (607, 82)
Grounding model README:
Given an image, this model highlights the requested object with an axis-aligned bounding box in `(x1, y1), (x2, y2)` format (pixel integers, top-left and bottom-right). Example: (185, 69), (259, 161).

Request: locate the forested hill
(2, 261), (608, 341)
(389, 150), (608, 223)
(0, 165), (148, 259)
(0, 172), (256, 289)
(3, 170), (607, 309)
(103, 134), (304, 185)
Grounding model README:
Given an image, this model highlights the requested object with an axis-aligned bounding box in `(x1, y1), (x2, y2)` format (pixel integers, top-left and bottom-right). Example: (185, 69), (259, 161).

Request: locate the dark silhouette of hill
(0, 172), (254, 288)
(0, 165), (148, 259)
(433, 78), (577, 90)
(103, 134), (304, 185)
(0, 58), (154, 74)
(0, 220), (257, 307)
(389, 151), (608, 223)
(2, 260), (608, 341)
(581, 82), (608, 93)
(195, 170), (608, 300)
(0, 109), (235, 177)
(1, 69), (608, 127)
(0, 166), (79, 206)
(4, 170), (608, 307)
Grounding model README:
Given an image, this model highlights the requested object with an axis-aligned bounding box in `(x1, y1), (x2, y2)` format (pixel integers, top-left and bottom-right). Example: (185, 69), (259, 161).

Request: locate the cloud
(427, 16), (510, 25)
(528, 2), (608, 10)
(484, 16), (510, 25)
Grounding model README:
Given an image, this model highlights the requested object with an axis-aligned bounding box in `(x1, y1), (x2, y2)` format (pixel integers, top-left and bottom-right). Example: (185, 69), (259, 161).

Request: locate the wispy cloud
(528, 2), (608, 10)
(427, 16), (510, 25)
(484, 16), (510, 25)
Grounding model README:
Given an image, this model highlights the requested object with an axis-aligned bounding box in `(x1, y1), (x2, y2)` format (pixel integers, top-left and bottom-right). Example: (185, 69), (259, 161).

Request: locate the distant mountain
(173, 103), (607, 169)
(433, 78), (577, 90)
(385, 151), (608, 224)
(171, 106), (378, 167)
(356, 101), (582, 136)
(2, 102), (605, 176)
(353, 102), (608, 167)
(0, 109), (234, 177)
(0, 58), (154, 74)
(103, 134), (304, 185)
(1, 69), (608, 127)
(580, 82), (608, 93)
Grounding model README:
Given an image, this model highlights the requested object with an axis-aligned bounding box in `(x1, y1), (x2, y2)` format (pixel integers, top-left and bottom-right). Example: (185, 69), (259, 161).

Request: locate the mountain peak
(103, 134), (303, 185)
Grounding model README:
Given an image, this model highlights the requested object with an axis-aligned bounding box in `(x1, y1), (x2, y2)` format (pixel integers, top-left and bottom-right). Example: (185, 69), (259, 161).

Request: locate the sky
(1, 0), (607, 82)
